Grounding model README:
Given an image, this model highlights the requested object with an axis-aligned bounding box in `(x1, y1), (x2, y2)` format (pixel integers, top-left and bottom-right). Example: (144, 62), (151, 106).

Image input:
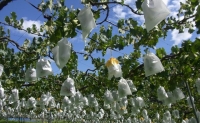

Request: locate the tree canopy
(0, 0), (200, 122)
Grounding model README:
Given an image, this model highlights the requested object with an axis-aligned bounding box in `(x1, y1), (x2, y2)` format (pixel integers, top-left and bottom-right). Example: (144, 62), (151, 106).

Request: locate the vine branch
(89, 1), (142, 15)
(0, 0), (13, 11)
(0, 21), (45, 37)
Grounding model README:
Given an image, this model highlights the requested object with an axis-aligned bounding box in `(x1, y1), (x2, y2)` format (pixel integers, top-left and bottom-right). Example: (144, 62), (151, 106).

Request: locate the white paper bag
(173, 88), (185, 100)
(0, 83), (4, 99)
(116, 102), (127, 115)
(82, 97), (88, 106)
(77, 7), (96, 40)
(127, 80), (137, 92)
(52, 38), (71, 69)
(88, 94), (98, 107)
(142, 0), (170, 32)
(104, 90), (114, 104)
(106, 57), (122, 80)
(74, 91), (83, 105)
(135, 97), (145, 108)
(163, 110), (171, 122)
(58, 38), (71, 67)
(12, 89), (19, 103)
(172, 110), (180, 118)
(142, 109), (149, 120)
(60, 77), (76, 96)
(111, 101), (116, 111)
(48, 97), (56, 108)
(62, 96), (71, 108)
(187, 96), (194, 108)
(25, 68), (37, 82)
(157, 86), (168, 101)
(119, 97), (128, 107)
(195, 78), (200, 94)
(36, 58), (53, 77)
(118, 78), (132, 98)
(21, 98), (26, 108)
(27, 97), (37, 109)
(0, 100), (3, 110)
(143, 52), (164, 77)
(0, 64), (3, 77)
(52, 46), (60, 67)
(163, 91), (176, 105)
(112, 90), (119, 101)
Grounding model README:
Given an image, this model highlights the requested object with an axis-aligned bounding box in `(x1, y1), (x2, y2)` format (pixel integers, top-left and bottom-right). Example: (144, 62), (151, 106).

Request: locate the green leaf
(22, 39), (30, 49)
(11, 12), (17, 20)
(5, 16), (10, 24)
(84, 54), (88, 60)
(156, 48), (166, 58)
(48, 0), (53, 11)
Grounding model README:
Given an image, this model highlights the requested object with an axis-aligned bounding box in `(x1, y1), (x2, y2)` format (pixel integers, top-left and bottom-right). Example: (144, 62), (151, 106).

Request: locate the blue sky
(0, 0), (199, 75)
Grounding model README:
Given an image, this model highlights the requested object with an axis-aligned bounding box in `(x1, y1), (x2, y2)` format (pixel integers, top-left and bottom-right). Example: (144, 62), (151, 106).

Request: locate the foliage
(0, 0), (200, 122)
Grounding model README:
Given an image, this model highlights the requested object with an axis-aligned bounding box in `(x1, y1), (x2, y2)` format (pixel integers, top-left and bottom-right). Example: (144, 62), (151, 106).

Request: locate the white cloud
(115, 0), (135, 4)
(127, 9), (145, 23)
(168, 0), (197, 45)
(113, 5), (127, 19)
(22, 17), (42, 31)
(68, 34), (83, 43)
(112, 0), (144, 24)
(171, 28), (192, 45)
(10, 17), (43, 38)
(124, 0), (134, 4)
(168, 0), (186, 18)
(163, 0), (170, 5)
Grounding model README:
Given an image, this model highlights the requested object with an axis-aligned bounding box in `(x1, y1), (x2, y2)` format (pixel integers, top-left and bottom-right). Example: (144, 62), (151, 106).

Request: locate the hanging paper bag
(163, 110), (171, 122)
(127, 80), (137, 92)
(112, 90), (119, 101)
(53, 38), (71, 69)
(118, 78), (132, 98)
(157, 86), (168, 101)
(142, 109), (149, 120)
(172, 110), (180, 118)
(0, 83), (4, 99)
(36, 58), (53, 77)
(70, 95), (75, 105)
(11, 89), (19, 102)
(62, 96), (71, 108)
(58, 38), (71, 68)
(82, 97), (89, 106)
(104, 89), (114, 104)
(25, 68), (37, 82)
(141, 0), (170, 32)
(163, 91), (176, 105)
(143, 52), (164, 77)
(48, 97), (56, 108)
(77, 7), (96, 40)
(52, 46), (60, 68)
(0, 64), (3, 77)
(27, 97), (37, 109)
(60, 77), (76, 96)
(116, 102), (127, 115)
(88, 94), (99, 107)
(21, 98), (26, 108)
(195, 78), (200, 94)
(106, 57), (122, 80)
(119, 97), (128, 107)
(111, 101), (116, 111)
(135, 97), (145, 108)
(74, 91), (83, 105)
(40, 93), (48, 106)
(186, 96), (194, 108)
(173, 88), (185, 100)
